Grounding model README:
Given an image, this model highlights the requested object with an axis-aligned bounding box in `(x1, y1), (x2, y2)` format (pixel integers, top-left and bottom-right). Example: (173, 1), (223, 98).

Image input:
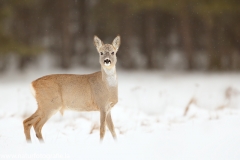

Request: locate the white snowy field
(0, 66), (240, 160)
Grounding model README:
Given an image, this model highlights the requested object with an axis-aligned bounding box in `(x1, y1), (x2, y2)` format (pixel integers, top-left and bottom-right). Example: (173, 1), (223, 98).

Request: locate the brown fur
(23, 35), (121, 142)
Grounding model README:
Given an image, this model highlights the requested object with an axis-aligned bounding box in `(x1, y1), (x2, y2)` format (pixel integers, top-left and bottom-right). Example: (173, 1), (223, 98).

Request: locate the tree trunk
(217, 23), (228, 71)
(118, 5), (134, 69)
(0, 55), (8, 72)
(60, 0), (72, 69)
(16, 8), (33, 71)
(142, 11), (157, 69)
(78, 0), (89, 66)
(18, 56), (29, 70)
(179, 5), (194, 70)
(205, 17), (221, 70)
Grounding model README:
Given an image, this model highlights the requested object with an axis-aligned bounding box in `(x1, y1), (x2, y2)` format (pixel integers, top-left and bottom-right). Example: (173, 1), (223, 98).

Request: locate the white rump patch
(30, 83), (36, 97)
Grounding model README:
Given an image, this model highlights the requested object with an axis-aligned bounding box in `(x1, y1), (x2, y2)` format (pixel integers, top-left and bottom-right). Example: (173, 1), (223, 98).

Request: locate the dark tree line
(0, 0), (240, 71)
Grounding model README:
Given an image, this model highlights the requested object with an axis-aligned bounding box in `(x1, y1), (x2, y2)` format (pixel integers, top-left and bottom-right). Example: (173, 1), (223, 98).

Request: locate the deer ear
(112, 35), (121, 51)
(94, 36), (104, 51)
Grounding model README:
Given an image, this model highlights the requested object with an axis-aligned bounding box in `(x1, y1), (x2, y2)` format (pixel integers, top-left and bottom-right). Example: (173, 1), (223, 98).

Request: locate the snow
(0, 67), (240, 160)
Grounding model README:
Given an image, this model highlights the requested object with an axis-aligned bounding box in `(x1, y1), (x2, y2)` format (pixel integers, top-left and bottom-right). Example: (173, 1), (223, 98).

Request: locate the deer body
(23, 36), (120, 142)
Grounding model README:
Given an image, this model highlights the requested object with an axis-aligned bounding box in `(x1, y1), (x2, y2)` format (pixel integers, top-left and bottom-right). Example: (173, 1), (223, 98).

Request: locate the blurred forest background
(0, 0), (240, 72)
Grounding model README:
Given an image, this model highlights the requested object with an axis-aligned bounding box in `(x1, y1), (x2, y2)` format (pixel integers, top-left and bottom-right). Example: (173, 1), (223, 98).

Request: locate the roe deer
(23, 35), (121, 142)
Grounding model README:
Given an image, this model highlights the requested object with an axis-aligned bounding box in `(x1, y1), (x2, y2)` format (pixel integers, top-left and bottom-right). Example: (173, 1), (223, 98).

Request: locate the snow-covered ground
(0, 66), (240, 160)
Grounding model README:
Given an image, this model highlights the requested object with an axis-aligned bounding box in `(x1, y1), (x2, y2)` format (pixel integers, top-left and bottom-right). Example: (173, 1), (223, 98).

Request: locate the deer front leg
(100, 110), (107, 141)
(106, 111), (117, 140)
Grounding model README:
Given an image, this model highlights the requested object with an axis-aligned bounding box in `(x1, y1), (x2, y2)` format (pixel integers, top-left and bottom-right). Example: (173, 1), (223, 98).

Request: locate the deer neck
(101, 66), (117, 87)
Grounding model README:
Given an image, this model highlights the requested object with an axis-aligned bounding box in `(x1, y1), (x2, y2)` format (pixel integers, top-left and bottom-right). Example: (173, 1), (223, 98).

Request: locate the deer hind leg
(32, 105), (59, 142)
(23, 109), (41, 142)
(33, 113), (51, 142)
(106, 111), (117, 140)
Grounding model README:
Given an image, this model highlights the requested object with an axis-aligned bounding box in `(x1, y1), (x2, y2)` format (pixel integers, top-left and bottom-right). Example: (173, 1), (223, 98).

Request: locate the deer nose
(104, 58), (111, 65)
(104, 58), (111, 64)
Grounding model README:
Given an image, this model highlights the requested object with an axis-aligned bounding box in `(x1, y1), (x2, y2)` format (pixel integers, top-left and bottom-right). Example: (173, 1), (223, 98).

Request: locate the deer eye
(100, 52), (103, 55)
(111, 52), (114, 55)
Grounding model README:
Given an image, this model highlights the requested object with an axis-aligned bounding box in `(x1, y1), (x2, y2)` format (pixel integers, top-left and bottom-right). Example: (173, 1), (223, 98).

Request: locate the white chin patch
(104, 62), (111, 66)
